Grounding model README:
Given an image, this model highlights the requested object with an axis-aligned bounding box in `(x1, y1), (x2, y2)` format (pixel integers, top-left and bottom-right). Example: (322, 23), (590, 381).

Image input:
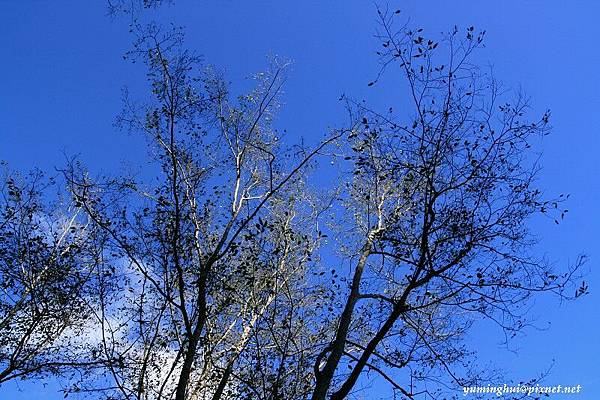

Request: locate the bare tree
(309, 9), (585, 400)
(0, 165), (102, 385)
(3, 6), (586, 400)
(63, 25), (338, 400)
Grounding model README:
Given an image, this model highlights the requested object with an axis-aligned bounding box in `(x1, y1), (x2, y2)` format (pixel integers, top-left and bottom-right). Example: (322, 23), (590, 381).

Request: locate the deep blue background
(1, 1), (598, 398)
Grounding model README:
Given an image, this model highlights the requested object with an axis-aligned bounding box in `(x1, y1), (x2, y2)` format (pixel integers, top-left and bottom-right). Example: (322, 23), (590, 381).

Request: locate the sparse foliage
(0, 6), (587, 400)
(309, 9), (585, 400)
(0, 166), (101, 384)
(62, 24), (338, 400)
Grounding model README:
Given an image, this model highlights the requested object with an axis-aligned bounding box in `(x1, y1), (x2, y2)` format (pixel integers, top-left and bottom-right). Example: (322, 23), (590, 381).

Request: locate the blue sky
(1, 1), (599, 398)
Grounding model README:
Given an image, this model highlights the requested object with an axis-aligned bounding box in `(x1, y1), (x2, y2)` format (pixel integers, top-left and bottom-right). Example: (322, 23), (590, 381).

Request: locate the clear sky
(1, 1), (599, 399)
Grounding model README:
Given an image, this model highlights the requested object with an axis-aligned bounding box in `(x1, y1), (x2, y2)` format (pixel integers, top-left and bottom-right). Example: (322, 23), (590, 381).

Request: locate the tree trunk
(175, 281), (207, 400)
(311, 237), (374, 400)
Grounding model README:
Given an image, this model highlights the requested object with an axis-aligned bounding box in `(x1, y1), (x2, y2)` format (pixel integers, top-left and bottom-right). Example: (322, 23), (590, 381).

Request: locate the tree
(0, 164), (102, 385)
(309, 9), (585, 400)
(63, 24), (337, 400)
(1, 6), (586, 400)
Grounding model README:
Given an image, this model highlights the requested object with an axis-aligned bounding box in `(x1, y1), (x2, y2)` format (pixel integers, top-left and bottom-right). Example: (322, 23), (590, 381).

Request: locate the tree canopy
(0, 3), (587, 400)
